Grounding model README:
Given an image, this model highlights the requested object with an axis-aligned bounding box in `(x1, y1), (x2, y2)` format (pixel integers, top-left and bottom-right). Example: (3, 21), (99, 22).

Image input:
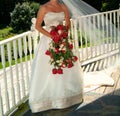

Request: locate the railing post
(0, 85), (3, 116)
(31, 18), (39, 54)
(73, 19), (80, 61)
(118, 9), (120, 53)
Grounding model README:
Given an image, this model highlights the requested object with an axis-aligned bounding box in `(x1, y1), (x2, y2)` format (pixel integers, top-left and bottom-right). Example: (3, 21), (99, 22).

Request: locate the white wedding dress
(29, 12), (84, 113)
(29, 11), (115, 113)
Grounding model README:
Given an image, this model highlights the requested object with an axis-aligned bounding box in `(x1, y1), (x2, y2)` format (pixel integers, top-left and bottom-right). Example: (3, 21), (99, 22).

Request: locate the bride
(29, 0), (114, 113)
(29, 0), (83, 113)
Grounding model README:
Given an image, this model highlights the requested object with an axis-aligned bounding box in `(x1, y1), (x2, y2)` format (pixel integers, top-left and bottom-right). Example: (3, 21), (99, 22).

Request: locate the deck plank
(113, 74), (120, 96)
(94, 86), (106, 94)
(84, 65), (120, 104)
(13, 63), (120, 116)
(105, 66), (120, 95)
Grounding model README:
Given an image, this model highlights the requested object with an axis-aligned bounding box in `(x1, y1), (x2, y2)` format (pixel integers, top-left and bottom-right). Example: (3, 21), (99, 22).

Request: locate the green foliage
(77, 31), (86, 46)
(0, 27), (16, 41)
(10, 2), (35, 33)
(30, 2), (40, 16)
(0, 54), (33, 69)
(101, 0), (119, 11)
(83, 0), (119, 12)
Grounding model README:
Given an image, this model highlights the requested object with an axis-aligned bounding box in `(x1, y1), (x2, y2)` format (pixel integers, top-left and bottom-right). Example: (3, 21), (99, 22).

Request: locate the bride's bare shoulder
(39, 2), (51, 12)
(38, 4), (48, 14)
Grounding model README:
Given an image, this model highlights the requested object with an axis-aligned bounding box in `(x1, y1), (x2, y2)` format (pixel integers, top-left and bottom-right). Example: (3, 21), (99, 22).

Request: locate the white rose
(58, 30), (63, 35)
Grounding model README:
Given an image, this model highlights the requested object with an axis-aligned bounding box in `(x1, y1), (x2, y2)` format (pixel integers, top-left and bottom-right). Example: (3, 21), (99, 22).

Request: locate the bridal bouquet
(45, 24), (78, 74)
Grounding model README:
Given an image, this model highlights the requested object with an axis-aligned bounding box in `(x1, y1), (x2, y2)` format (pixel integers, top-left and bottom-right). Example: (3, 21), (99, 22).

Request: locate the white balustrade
(0, 31), (37, 115)
(77, 9), (120, 66)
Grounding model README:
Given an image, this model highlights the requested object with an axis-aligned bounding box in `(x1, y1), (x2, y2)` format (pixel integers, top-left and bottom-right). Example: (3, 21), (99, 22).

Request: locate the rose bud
(52, 68), (57, 74)
(57, 68), (63, 74)
(45, 50), (51, 55)
(68, 44), (73, 49)
(57, 24), (64, 30)
(73, 56), (78, 61)
(67, 62), (73, 68)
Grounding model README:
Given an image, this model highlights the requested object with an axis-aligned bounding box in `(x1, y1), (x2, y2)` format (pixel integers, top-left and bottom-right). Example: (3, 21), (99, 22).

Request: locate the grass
(11, 100), (30, 116)
(0, 26), (16, 41)
(0, 54), (33, 69)
(0, 26), (33, 69)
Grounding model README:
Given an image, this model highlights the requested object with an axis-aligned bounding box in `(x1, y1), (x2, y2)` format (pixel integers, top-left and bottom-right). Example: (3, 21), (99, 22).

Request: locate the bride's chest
(44, 12), (65, 25)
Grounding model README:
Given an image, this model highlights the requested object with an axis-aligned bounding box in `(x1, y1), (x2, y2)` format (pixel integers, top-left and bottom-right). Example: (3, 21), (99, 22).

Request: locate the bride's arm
(61, 4), (71, 29)
(35, 6), (52, 38)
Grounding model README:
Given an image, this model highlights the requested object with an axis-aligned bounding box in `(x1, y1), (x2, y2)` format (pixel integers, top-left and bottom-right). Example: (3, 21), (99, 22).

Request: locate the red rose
(67, 62), (73, 68)
(58, 35), (63, 40)
(57, 68), (63, 74)
(52, 36), (60, 44)
(57, 24), (64, 30)
(68, 44), (73, 49)
(55, 48), (59, 54)
(73, 56), (78, 61)
(61, 50), (65, 53)
(50, 30), (58, 36)
(45, 50), (51, 55)
(52, 34), (62, 44)
(52, 68), (57, 74)
(62, 32), (68, 38)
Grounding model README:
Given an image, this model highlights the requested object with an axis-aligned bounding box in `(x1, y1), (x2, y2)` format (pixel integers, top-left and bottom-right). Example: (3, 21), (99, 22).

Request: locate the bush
(10, 2), (35, 33)
(101, 0), (119, 12)
(30, 2), (40, 16)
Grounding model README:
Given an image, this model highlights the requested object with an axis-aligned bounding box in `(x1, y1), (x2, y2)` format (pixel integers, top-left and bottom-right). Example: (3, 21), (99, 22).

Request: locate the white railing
(72, 9), (120, 66)
(0, 9), (120, 116)
(0, 31), (34, 116)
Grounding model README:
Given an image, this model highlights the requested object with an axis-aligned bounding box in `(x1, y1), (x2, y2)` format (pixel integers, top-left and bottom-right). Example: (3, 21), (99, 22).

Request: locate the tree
(101, 0), (119, 11)
(83, 0), (119, 12)
(10, 2), (35, 33)
(0, 0), (40, 28)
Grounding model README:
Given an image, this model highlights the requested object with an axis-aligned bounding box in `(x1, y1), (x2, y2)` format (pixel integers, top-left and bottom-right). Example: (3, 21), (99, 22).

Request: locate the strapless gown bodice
(44, 12), (65, 27)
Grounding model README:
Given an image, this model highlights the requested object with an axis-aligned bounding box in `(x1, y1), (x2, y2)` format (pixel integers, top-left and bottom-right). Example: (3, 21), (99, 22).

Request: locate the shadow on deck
(12, 90), (120, 116)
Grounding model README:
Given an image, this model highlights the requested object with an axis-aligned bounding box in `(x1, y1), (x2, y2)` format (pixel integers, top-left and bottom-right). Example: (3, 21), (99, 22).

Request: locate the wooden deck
(84, 64), (120, 104)
(11, 64), (120, 116)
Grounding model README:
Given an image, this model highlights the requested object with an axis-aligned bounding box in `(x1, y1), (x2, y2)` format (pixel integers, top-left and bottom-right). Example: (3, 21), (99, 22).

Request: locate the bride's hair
(39, 0), (64, 5)
(59, 0), (64, 4)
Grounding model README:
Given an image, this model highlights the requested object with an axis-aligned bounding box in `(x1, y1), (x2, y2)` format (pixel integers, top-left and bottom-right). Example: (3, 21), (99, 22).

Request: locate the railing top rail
(77, 9), (120, 18)
(0, 31), (32, 46)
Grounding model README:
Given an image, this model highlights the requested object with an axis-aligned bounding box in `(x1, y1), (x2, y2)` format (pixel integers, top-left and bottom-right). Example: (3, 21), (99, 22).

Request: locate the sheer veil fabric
(61, 0), (114, 92)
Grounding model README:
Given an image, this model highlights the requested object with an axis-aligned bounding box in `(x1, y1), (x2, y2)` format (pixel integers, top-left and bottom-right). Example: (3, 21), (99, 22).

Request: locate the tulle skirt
(29, 35), (83, 113)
